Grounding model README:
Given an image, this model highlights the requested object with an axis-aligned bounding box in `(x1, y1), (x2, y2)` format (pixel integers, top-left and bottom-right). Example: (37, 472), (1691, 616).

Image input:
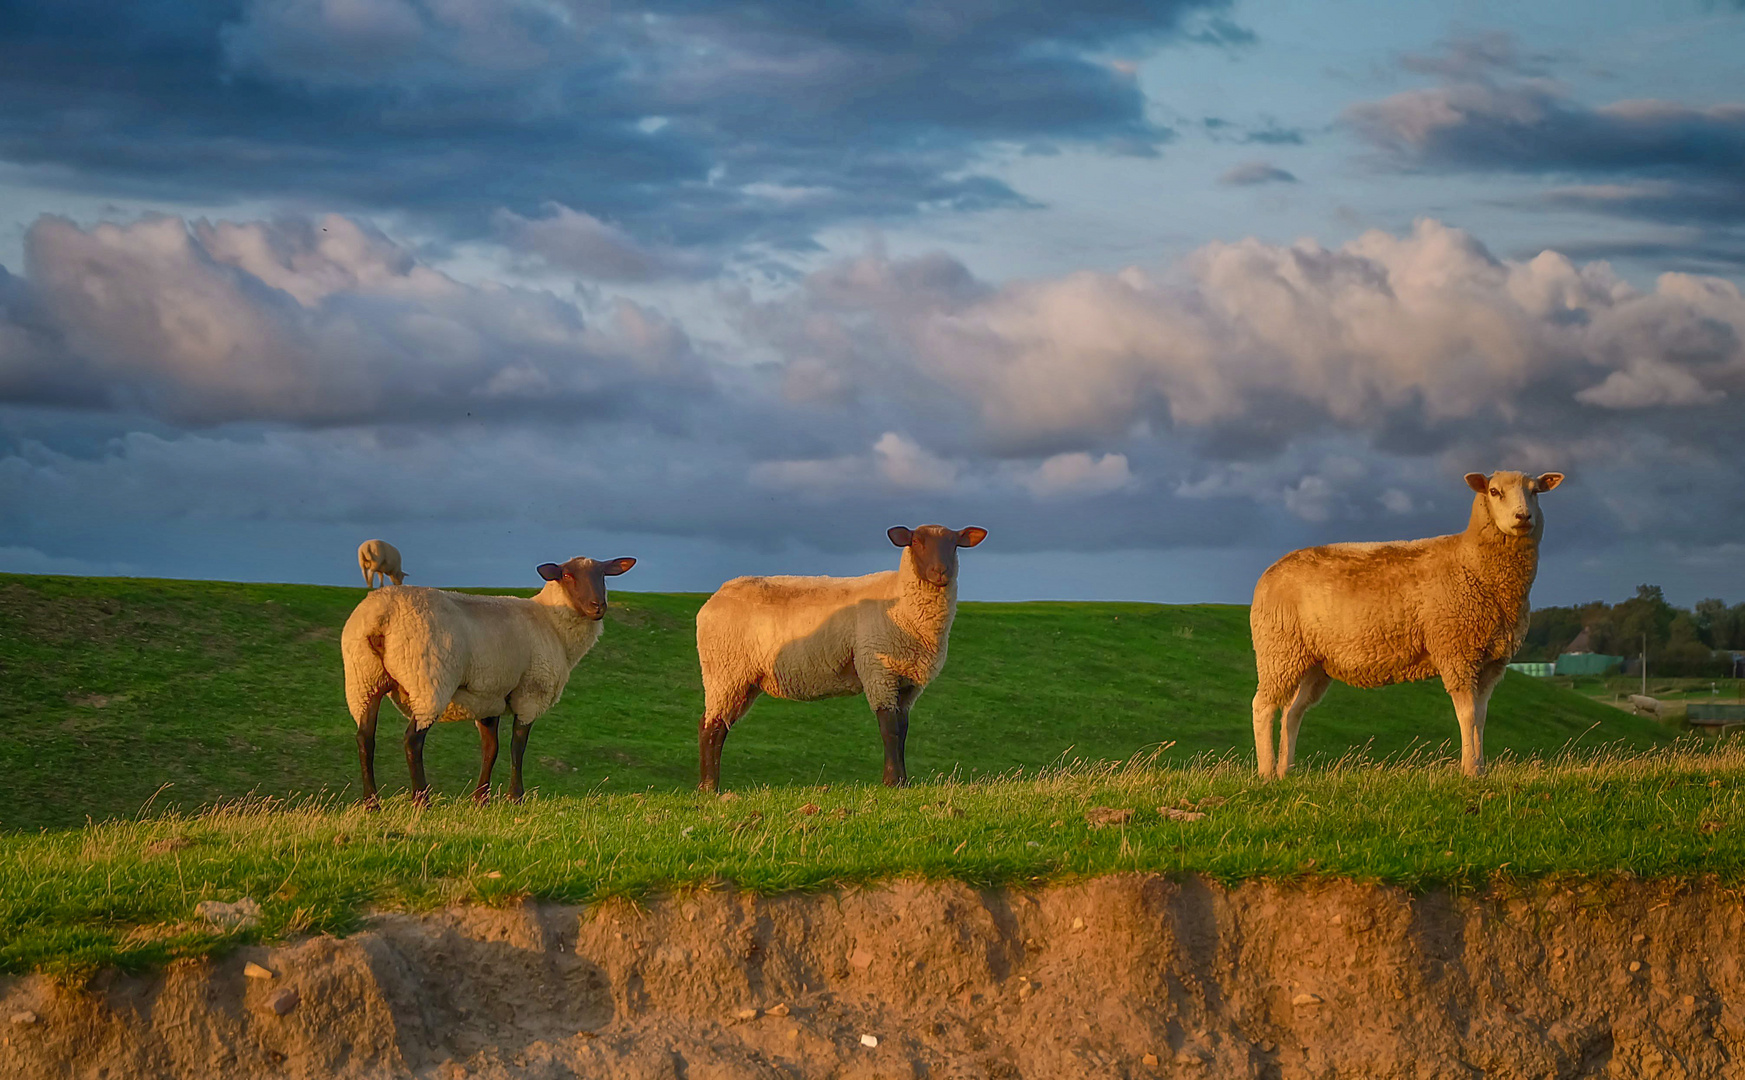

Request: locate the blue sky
(1, 0), (1742, 606)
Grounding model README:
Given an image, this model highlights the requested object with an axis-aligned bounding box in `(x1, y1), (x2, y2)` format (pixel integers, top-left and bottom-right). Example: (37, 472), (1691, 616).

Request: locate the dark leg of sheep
(508, 718), (533, 802)
(699, 717), (730, 793)
(876, 708), (910, 786)
(473, 716), (500, 805)
(356, 699), (382, 810)
(405, 720), (431, 807)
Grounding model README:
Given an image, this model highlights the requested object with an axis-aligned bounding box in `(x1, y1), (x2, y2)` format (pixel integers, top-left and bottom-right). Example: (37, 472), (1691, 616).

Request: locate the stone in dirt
(1142, 1051), (1159, 1066)
(1292, 992), (1323, 1007)
(266, 989), (299, 1017)
(9, 1010), (37, 1025)
(860, 1034), (879, 1048)
(849, 947), (875, 970)
(194, 898), (262, 930)
(768, 1003), (791, 1017)
(243, 963), (274, 980)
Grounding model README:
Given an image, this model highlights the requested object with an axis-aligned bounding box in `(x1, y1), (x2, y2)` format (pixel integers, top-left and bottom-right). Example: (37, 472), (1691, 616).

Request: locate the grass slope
(0, 573), (1674, 831)
(4, 749), (1743, 976)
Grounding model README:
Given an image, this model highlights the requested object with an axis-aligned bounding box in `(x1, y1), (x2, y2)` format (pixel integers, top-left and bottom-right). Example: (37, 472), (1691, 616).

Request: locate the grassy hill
(0, 573), (1676, 832)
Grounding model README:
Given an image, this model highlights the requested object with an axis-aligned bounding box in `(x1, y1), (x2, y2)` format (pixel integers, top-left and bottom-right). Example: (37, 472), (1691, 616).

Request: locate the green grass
(0, 573), (1677, 832)
(4, 747), (1744, 977)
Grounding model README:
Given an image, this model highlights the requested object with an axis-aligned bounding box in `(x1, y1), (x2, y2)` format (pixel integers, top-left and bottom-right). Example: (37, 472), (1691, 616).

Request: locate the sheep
(358, 539), (406, 589)
(1249, 470), (1564, 779)
(694, 524), (987, 791)
(341, 554), (636, 806)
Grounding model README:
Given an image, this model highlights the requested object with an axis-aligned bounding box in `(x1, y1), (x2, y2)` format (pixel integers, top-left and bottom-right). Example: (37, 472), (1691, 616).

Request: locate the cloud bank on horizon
(0, 1), (1742, 605)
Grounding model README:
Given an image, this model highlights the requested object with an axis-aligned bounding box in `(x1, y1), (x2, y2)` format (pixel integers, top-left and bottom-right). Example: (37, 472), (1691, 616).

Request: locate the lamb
(694, 524), (987, 792)
(1249, 470), (1564, 779)
(341, 554), (635, 806)
(358, 539), (406, 589)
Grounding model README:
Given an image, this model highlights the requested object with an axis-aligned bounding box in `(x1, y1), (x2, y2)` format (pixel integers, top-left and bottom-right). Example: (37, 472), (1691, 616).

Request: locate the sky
(1, 0), (1743, 606)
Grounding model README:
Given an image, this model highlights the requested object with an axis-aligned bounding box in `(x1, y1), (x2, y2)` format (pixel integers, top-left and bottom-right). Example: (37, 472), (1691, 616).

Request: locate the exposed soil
(3, 874), (1743, 1079)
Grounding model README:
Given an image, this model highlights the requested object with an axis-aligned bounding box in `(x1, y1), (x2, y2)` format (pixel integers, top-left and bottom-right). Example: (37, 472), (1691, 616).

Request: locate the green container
(1555, 653), (1624, 677)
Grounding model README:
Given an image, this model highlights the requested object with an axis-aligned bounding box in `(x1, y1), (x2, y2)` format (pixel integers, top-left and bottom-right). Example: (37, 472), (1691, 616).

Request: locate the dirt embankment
(2, 875), (1741, 1079)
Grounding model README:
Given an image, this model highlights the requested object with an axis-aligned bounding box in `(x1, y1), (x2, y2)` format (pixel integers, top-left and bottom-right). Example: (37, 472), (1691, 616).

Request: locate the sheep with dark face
(694, 524), (987, 791)
(1249, 470), (1563, 778)
(341, 555), (635, 805)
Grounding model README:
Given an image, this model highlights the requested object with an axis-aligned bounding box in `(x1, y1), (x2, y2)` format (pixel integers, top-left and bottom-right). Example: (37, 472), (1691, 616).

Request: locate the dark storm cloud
(1346, 33), (1745, 232)
(0, 0), (1226, 253)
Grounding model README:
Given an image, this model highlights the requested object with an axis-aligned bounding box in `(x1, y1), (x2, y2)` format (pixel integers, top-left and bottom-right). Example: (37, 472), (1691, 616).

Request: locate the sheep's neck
(1462, 495), (1540, 620)
(891, 551), (957, 650)
(533, 587), (605, 667)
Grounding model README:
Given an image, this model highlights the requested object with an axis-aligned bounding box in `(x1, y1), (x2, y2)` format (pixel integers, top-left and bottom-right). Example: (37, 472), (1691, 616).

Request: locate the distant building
(1556, 652), (1624, 676)
(1732, 652), (1745, 679)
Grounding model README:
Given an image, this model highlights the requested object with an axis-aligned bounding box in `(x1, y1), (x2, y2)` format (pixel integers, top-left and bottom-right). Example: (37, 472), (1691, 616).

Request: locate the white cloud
(1023, 451), (1132, 498)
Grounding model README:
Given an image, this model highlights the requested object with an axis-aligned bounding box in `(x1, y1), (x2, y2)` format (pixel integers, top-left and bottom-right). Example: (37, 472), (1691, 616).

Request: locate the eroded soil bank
(2, 875), (1741, 1079)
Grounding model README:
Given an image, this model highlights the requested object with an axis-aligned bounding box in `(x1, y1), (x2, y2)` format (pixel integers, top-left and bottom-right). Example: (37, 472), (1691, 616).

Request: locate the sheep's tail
(340, 597), (397, 725)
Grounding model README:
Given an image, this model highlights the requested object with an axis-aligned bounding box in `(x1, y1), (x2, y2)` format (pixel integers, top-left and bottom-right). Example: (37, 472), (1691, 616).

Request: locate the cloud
(1024, 452), (1133, 497)
(0, 213), (709, 426)
(493, 204), (715, 281)
(0, 0), (1230, 252)
(746, 219), (1745, 459)
(1345, 33), (1745, 230)
(1219, 162), (1298, 186)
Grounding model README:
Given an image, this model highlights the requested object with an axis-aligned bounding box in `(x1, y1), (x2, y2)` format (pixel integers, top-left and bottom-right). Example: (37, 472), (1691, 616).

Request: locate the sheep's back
(698, 573), (897, 698)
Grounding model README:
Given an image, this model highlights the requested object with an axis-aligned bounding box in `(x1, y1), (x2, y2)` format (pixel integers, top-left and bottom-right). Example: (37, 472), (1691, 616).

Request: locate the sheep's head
(889, 524), (988, 588)
(1465, 470), (1563, 538)
(536, 556), (637, 620)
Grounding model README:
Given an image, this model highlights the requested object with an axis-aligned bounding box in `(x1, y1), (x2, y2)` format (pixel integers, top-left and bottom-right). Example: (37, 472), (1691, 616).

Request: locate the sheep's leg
(1468, 661), (1507, 777)
(508, 718), (533, 802)
(1277, 667), (1331, 778)
(1251, 693), (1280, 779)
(698, 683), (758, 793)
(875, 708), (911, 786)
(472, 716), (500, 805)
(405, 720), (431, 807)
(362, 566), (372, 589)
(356, 695), (383, 810)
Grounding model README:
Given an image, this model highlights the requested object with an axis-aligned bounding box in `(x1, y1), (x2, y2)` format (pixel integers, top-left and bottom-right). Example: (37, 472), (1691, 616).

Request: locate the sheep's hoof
(410, 790), (431, 810)
(471, 790), (490, 807)
(362, 796), (381, 813)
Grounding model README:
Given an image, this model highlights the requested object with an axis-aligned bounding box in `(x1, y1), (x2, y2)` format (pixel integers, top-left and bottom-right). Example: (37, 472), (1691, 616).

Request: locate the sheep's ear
(1533, 472), (1564, 493)
(888, 526), (914, 547)
(536, 562), (565, 581)
(956, 526), (988, 548)
(603, 557), (636, 576)
(1465, 473), (1489, 493)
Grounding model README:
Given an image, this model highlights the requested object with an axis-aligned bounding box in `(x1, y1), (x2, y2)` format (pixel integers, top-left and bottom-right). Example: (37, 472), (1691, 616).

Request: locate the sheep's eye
(1489, 489), (1500, 497)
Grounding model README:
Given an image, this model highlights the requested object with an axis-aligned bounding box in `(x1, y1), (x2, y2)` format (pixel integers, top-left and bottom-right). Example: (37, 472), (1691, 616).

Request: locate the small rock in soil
(243, 963), (275, 980)
(860, 1034), (879, 1048)
(849, 947), (875, 970)
(1142, 1052), (1160, 1066)
(768, 1003), (790, 1017)
(1085, 807), (1132, 828)
(736, 1008), (758, 1020)
(1292, 992), (1323, 1007)
(1629, 961), (1643, 973)
(10, 1011), (38, 1026)
(267, 989), (299, 1017)
(195, 898), (262, 930)
(1072, 917), (1086, 931)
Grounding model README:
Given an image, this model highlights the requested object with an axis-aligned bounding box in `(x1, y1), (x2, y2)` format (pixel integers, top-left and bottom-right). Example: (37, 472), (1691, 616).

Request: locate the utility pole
(1641, 632), (1648, 697)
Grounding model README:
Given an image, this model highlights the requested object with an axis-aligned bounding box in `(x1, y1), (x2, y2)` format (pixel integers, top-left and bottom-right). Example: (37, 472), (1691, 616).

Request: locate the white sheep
(357, 539), (405, 589)
(693, 524), (986, 791)
(1249, 470), (1564, 778)
(341, 555), (635, 805)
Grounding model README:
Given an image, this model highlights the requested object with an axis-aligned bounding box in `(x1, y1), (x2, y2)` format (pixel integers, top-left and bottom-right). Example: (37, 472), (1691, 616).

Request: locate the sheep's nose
(584, 604), (606, 620)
